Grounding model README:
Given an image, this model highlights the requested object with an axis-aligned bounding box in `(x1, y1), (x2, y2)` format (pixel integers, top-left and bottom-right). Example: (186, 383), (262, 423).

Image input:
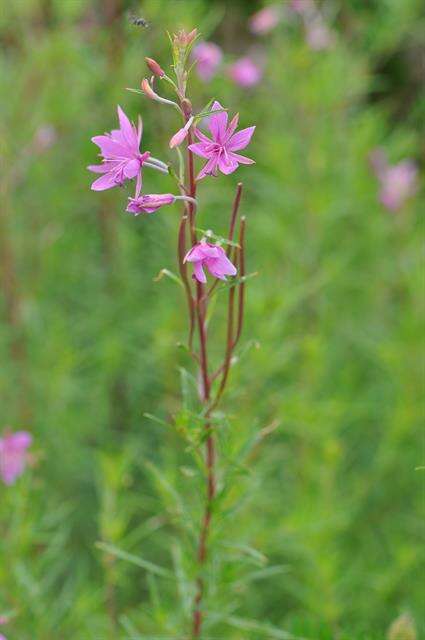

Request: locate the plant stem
(192, 282), (215, 638)
(182, 127), (216, 638)
(227, 183), (243, 255)
(186, 129), (197, 246)
(232, 216), (246, 349)
(177, 214), (195, 352)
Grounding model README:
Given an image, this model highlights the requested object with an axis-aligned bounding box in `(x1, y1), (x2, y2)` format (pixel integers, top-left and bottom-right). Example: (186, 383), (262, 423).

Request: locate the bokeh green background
(0, 1), (423, 639)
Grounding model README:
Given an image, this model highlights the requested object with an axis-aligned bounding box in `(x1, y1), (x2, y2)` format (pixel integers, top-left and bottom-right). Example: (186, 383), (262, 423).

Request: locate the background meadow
(0, 1), (423, 638)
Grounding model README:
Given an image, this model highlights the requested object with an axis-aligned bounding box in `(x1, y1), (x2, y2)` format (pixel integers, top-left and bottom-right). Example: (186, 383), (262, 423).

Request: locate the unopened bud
(186, 28), (198, 45)
(145, 57), (165, 78)
(169, 116), (194, 149)
(173, 28), (197, 48)
(141, 78), (157, 100)
(140, 78), (179, 109)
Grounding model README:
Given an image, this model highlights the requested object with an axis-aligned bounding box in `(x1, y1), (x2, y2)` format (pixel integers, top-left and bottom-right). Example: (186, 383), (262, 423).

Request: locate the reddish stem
(178, 214), (195, 351)
(227, 182), (243, 256)
(186, 129), (197, 246)
(232, 216), (246, 349)
(185, 125), (216, 637)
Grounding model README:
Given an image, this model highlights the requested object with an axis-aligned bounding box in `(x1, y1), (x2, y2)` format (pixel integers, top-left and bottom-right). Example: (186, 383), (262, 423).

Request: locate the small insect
(129, 15), (149, 28)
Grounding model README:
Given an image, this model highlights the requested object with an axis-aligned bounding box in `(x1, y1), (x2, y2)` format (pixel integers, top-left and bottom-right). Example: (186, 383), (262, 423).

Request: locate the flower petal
(208, 101), (228, 144)
(229, 151), (255, 165)
(137, 115), (143, 145)
(193, 262), (207, 283)
(91, 172), (118, 191)
(123, 158), (140, 179)
(117, 105), (137, 148)
(224, 113), (240, 143)
(87, 163), (110, 174)
(12, 432), (32, 449)
(218, 154), (239, 175)
(227, 126), (256, 151)
(91, 135), (128, 157)
(197, 155), (219, 180)
(194, 127), (213, 145)
(188, 142), (211, 159)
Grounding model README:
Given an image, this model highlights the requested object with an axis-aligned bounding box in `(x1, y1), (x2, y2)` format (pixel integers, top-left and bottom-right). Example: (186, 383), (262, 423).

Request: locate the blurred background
(0, 1), (423, 639)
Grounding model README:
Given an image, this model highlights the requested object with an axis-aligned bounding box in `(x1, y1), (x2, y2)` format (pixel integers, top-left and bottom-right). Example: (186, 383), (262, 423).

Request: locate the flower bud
(173, 28), (197, 48)
(145, 57), (165, 78)
(141, 78), (157, 100)
(169, 116), (194, 149)
(186, 28), (198, 45)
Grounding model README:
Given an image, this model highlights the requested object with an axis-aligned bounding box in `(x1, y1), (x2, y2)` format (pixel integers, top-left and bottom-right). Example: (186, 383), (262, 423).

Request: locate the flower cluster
(88, 60), (255, 283)
(190, 2), (335, 91)
(370, 149), (417, 212)
(0, 429), (32, 486)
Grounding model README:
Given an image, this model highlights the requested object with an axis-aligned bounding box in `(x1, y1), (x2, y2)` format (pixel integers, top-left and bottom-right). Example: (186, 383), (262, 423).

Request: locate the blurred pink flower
(0, 430), (32, 486)
(126, 194), (175, 215)
(228, 57), (263, 88)
(33, 124), (57, 153)
(88, 106), (150, 191)
(249, 5), (281, 34)
(0, 634), (6, 640)
(290, 0), (315, 16)
(305, 17), (334, 50)
(188, 101), (255, 179)
(184, 242), (237, 283)
(192, 42), (223, 81)
(371, 150), (418, 211)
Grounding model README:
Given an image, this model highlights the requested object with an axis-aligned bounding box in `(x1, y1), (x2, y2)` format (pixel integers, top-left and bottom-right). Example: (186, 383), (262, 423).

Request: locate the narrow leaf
(95, 541), (173, 579)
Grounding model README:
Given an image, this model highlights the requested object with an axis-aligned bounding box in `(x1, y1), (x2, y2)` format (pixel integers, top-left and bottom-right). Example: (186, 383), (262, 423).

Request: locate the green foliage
(0, 1), (423, 639)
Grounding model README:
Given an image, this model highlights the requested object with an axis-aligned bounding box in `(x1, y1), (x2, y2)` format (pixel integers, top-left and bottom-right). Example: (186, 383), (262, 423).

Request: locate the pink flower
(188, 101), (255, 180)
(371, 151), (418, 211)
(249, 5), (281, 34)
(192, 42), (223, 82)
(88, 106), (150, 191)
(33, 124), (57, 153)
(184, 242), (237, 283)
(305, 17), (334, 50)
(0, 618), (5, 640)
(228, 57), (263, 88)
(126, 194), (176, 215)
(290, 0), (315, 16)
(0, 430), (32, 486)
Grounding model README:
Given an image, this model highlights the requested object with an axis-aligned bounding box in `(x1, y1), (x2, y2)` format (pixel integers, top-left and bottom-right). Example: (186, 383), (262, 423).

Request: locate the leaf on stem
(195, 227), (240, 248)
(153, 268), (184, 288)
(95, 541), (173, 579)
(219, 614), (303, 640)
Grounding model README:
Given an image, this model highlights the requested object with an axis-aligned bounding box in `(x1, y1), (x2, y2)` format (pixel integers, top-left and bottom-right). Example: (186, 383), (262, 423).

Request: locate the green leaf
(95, 541), (173, 579)
(195, 227), (240, 248)
(220, 614), (303, 639)
(233, 564), (291, 588)
(143, 413), (170, 429)
(120, 615), (143, 640)
(154, 268), (183, 288)
(195, 107), (228, 121)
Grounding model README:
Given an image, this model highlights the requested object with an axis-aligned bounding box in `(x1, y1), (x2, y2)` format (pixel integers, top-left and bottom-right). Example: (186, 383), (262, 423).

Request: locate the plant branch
(232, 216), (246, 349)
